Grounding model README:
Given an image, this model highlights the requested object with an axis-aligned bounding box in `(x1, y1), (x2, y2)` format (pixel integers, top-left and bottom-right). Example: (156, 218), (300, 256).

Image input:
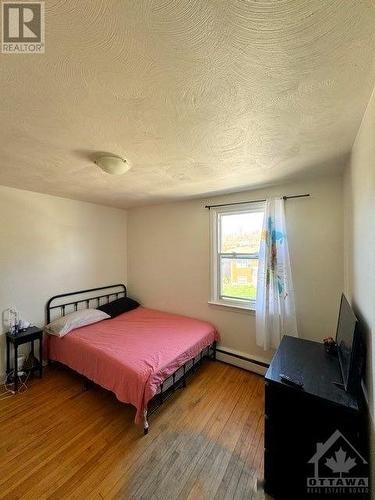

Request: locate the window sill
(208, 300), (256, 314)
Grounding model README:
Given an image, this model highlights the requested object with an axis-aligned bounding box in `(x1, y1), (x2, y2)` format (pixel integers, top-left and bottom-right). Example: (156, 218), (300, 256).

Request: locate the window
(210, 202), (265, 310)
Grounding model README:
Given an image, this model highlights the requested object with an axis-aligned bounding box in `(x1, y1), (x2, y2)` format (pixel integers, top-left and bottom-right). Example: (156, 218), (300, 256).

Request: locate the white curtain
(256, 198), (298, 350)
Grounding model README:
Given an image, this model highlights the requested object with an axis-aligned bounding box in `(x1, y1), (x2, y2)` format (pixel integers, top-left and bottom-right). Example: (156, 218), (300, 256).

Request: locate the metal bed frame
(46, 284), (217, 435)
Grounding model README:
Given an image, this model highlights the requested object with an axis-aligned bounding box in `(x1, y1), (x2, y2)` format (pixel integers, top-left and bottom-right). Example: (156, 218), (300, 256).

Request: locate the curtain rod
(205, 193), (310, 209)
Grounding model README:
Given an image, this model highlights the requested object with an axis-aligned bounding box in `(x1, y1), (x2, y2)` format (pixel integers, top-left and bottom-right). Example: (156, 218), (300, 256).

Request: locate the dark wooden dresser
(264, 336), (368, 500)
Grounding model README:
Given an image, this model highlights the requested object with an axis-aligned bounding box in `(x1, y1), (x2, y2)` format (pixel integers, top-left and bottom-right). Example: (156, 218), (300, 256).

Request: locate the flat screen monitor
(336, 294), (358, 391)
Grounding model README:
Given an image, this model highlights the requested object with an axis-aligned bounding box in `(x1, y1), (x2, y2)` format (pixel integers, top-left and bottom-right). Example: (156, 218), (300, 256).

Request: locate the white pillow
(45, 308), (110, 337)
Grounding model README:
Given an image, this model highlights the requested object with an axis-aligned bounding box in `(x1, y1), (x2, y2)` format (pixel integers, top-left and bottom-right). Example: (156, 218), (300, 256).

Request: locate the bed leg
(143, 410), (149, 435)
(212, 341), (217, 361)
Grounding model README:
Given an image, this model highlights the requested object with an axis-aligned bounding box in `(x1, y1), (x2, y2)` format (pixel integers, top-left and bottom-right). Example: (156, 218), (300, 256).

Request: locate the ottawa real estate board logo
(1, 2), (45, 53)
(307, 430), (368, 496)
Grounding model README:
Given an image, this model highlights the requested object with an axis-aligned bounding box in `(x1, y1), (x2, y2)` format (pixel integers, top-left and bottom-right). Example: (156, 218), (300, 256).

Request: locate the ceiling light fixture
(94, 155), (131, 175)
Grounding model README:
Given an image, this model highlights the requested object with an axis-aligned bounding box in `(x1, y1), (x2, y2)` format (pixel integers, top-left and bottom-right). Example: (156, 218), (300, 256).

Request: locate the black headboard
(46, 284), (127, 324)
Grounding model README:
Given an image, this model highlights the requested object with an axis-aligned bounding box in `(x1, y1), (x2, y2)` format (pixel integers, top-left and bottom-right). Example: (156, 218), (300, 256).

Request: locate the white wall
(343, 86), (375, 478)
(0, 185), (127, 376)
(127, 175), (344, 364)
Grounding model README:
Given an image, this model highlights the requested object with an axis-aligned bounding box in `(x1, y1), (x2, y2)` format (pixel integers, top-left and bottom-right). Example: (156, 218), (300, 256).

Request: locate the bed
(46, 284), (219, 434)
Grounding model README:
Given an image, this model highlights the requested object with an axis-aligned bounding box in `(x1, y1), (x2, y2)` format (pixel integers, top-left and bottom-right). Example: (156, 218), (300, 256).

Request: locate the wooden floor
(0, 361), (266, 499)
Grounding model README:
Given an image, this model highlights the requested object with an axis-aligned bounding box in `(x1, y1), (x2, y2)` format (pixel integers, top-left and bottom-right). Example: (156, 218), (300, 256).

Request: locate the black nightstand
(6, 326), (43, 393)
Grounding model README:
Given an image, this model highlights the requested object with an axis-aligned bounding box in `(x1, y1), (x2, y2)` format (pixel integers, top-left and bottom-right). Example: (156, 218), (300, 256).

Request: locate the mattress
(47, 306), (219, 423)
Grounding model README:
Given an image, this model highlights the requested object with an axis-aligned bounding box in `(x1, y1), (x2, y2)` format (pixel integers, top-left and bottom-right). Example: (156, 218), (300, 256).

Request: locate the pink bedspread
(48, 307), (219, 423)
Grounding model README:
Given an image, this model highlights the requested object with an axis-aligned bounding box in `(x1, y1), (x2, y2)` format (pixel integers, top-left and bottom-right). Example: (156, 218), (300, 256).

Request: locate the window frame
(209, 202), (265, 311)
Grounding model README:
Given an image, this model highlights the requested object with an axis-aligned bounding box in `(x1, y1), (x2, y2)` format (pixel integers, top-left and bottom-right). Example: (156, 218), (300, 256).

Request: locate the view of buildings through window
(219, 210), (264, 302)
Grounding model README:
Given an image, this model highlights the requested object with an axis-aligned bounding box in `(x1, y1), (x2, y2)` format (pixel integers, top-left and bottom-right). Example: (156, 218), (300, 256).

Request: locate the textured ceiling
(1, 0), (375, 208)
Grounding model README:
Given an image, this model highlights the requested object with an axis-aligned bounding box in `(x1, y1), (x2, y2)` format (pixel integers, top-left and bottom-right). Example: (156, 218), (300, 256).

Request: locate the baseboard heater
(216, 348), (270, 369)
